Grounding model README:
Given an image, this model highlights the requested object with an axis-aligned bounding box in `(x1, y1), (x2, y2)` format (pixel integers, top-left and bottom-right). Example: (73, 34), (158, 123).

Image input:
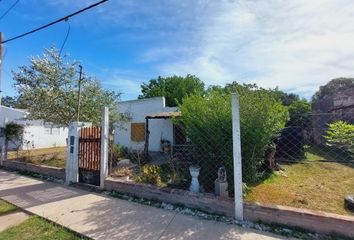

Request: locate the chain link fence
(108, 120), (234, 196)
(107, 92), (354, 217)
(6, 146), (67, 168)
(243, 110), (354, 216)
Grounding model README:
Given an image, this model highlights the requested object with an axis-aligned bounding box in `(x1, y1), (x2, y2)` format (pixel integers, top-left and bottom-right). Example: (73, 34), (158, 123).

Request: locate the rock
(344, 195), (354, 212)
(117, 159), (134, 168)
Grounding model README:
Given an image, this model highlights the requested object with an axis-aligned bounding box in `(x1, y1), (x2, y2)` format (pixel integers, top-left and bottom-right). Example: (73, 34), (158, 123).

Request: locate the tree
(312, 78), (354, 101)
(177, 88), (288, 187)
(325, 121), (354, 154)
(12, 47), (121, 126)
(286, 100), (312, 128)
(3, 122), (24, 161)
(1, 96), (19, 108)
(139, 75), (205, 107)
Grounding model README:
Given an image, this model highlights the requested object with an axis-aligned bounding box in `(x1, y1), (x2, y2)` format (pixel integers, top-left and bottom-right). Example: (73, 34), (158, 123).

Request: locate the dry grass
(7, 147), (66, 168)
(245, 159), (354, 216)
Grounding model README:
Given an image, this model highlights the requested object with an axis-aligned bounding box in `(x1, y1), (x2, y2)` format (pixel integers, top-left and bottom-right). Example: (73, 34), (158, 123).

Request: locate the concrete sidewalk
(0, 170), (288, 240)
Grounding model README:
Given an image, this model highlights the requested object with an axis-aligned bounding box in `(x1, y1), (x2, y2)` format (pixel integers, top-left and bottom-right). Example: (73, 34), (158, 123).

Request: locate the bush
(136, 165), (162, 185)
(109, 143), (128, 161)
(177, 90), (288, 189)
(325, 121), (354, 154)
(4, 122), (24, 142)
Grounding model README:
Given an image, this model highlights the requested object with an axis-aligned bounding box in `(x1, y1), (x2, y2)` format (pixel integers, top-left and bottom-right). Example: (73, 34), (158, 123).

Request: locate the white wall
(0, 106), (68, 150)
(22, 124), (68, 150)
(0, 106), (27, 127)
(114, 97), (177, 152)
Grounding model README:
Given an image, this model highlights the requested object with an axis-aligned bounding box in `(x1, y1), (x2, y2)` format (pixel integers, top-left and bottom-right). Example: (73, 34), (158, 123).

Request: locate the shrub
(4, 122), (24, 142)
(136, 165), (162, 185)
(325, 121), (354, 154)
(177, 90), (288, 190)
(109, 143), (128, 161)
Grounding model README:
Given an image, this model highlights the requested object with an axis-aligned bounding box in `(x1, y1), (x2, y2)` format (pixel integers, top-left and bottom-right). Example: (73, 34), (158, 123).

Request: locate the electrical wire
(1, 0), (108, 44)
(0, 0), (19, 21)
(59, 19), (70, 57)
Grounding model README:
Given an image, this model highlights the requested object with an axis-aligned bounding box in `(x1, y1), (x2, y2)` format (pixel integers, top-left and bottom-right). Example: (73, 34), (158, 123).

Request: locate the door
(78, 127), (101, 186)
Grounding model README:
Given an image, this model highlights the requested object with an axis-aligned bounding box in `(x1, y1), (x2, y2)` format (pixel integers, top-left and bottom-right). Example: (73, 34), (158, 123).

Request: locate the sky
(1, 0), (354, 100)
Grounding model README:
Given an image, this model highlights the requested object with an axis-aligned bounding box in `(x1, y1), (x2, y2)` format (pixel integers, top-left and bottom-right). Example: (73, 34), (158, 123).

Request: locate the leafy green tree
(286, 100), (312, 128)
(12, 47), (121, 126)
(139, 75), (205, 107)
(312, 78), (354, 101)
(325, 121), (354, 154)
(177, 89), (288, 187)
(1, 96), (18, 108)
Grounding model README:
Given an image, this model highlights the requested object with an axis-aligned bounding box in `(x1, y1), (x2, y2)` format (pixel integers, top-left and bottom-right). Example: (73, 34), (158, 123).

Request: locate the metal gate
(79, 127), (101, 186)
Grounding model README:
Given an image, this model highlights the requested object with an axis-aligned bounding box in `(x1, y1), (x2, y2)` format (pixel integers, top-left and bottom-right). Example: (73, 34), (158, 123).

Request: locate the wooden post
(231, 93), (244, 220)
(144, 117), (149, 160)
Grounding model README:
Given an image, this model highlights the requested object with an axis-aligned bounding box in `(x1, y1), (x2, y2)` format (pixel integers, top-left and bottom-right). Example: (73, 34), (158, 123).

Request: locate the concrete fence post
(0, 128), (5, 166)
(65, 122), (91, 184)
(231, 93), (244, 221)
(100, 107), (109, 189)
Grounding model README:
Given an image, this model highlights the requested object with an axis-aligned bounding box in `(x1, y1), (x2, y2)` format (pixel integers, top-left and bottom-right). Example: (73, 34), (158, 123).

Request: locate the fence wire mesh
(108, 106), (234, 197)
(6, 147), (67, 168)
(108, 94), (354, 216)
(242, 111), (354, 216)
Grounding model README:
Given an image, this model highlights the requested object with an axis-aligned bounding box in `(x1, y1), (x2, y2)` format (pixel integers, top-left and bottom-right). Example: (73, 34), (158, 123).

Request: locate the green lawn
(0, 200), (17, 215)
(0, 216), (85, 240)
(245, 148), (354, 216)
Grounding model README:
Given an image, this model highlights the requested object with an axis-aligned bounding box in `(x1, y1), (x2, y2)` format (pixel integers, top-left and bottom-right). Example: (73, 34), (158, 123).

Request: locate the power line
(1, 0), (108, 44)
(0, 0), (19, 22)
(59, 19), (71, 57)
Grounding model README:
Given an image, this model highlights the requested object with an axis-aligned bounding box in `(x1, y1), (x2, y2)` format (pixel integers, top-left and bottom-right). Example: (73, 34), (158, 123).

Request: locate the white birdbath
(189, 165), (201, 193)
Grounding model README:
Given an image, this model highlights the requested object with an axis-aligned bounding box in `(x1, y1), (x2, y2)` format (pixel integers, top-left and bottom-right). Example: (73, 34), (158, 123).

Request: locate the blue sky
(1, 0), (354, 100)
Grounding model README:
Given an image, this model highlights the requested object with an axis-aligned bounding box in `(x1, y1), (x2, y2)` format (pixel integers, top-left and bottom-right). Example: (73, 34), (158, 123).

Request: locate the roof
(146, 111), (182, 119)
(0, 105), (27, 113)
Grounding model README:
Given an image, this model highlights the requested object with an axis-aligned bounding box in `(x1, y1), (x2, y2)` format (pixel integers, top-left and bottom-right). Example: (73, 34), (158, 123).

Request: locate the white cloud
(146, 0), (354, 98)
(33, 0), (354, 98)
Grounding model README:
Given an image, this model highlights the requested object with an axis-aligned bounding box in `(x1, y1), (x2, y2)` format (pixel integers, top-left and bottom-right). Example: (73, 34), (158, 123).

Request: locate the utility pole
(76, 65), (83, 122)
(0, 32), (3, 106)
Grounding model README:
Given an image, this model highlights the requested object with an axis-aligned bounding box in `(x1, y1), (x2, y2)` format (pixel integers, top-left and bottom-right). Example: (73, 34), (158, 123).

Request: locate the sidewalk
(0, 170), (288, 240)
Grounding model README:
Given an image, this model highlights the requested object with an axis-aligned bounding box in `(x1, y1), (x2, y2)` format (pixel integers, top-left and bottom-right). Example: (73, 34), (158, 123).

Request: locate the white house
(0, 105), (68, 150)
(114, 97), (185, 153)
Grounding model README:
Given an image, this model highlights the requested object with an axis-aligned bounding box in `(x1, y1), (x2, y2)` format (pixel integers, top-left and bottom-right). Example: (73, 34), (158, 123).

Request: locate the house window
(131, 123), (145, 142)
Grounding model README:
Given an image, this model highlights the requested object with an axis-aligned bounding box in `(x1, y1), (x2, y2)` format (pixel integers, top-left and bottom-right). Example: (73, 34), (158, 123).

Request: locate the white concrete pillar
(0, 128), (6, 166)
(100, 107), (109, 189)
(231, 93), (244, 221)
(65, 122), (92, 184)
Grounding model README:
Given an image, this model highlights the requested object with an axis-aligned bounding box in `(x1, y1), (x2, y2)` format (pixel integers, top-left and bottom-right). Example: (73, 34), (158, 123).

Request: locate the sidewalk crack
(157, 212), (178, 240)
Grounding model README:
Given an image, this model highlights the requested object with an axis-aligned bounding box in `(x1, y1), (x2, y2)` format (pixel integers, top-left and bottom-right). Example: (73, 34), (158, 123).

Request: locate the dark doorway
(173, 125), (186, 145)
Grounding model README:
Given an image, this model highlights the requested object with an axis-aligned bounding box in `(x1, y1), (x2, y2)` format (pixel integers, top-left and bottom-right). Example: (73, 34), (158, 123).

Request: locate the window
(131, 123), (145, 142)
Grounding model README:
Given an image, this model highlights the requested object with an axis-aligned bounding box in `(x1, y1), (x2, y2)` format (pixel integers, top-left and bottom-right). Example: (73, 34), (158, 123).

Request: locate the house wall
(312, 88), (354, 144)
(0, 106), (68, 150)
(22, 124), (68, 150)
(114, 97), (176, 152)
(0, 106), (27, 127)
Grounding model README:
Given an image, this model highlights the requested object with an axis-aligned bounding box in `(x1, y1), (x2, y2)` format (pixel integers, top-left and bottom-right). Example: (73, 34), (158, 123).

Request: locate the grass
(245, 147), (354, 216)
(0, 200), (17, 215)
(7, 147), (66, 168)
(0, 216), (85, 240)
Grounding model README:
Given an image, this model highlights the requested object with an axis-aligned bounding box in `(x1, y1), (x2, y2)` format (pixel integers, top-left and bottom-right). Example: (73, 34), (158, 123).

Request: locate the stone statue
(217, 166), (227, 182)
(215, 165), (229, 197)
